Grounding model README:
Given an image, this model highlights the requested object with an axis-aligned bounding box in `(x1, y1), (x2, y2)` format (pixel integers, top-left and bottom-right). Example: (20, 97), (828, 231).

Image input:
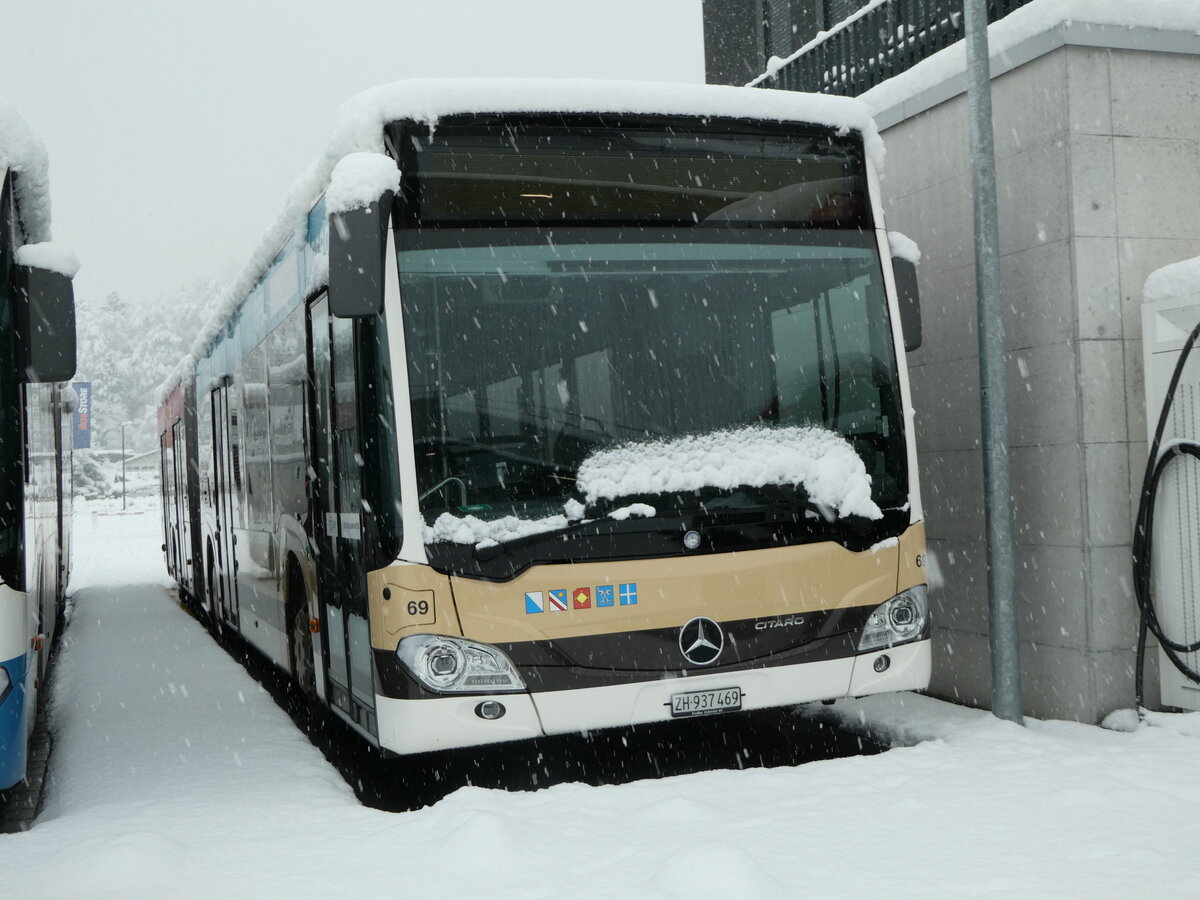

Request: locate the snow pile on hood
(325, 151), (400, 215)
(609, 502), (656, 521)
(0, 93), (53, 244)
(15, 241), (80, 278)
(1144, 256), (1200, 304)
(425, 499), (660, 547)
(576, 425), (882, 520)
(425, 511), (570, 547)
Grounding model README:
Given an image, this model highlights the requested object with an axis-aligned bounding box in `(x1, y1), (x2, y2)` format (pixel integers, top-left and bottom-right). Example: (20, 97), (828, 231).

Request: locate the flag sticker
(527, 584), (638, 612)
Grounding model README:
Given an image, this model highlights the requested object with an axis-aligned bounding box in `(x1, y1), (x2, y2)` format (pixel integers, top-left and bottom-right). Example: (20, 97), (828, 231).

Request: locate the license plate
(669, 687), (742, 718)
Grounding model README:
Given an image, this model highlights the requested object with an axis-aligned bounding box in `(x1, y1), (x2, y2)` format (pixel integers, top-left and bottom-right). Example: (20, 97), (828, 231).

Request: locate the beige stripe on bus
(367, 523), (925, 650)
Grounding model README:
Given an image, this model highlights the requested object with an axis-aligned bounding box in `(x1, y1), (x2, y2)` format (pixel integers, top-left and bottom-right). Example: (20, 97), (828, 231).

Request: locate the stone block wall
(876, 44), (1200, 721)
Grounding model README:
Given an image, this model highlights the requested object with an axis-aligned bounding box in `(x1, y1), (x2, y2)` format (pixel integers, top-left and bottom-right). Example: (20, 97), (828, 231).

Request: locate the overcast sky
(2, 0), (705, 307)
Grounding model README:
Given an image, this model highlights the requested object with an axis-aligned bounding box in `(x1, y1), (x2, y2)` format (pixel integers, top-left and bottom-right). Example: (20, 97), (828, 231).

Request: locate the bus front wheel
(288, 560), (317, 702)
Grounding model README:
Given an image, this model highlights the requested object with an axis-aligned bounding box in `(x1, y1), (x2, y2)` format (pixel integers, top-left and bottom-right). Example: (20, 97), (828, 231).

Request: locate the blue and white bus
(160, 79), (929, 757)
(0, 97), (78, 793)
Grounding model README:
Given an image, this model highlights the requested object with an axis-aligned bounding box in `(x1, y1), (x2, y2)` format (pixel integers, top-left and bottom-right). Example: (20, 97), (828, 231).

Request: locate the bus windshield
(399, 228), (907, 563)
(393, 114), (904, 575)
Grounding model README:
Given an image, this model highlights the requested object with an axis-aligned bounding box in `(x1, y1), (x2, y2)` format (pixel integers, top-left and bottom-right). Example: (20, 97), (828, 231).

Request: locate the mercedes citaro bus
(158, 79), (929, 756)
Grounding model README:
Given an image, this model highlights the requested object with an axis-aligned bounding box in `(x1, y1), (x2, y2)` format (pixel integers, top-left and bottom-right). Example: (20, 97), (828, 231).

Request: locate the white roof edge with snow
(1144, 257), (1200, 305)
(749, 0), (1200, 130)
(158, 78), (884, 401)
(329, 78), (883, 169)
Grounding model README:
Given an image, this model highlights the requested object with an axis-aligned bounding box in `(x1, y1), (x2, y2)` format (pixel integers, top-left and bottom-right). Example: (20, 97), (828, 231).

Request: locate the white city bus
(0, 96), (77, 791)
(159, 79), (929, 755)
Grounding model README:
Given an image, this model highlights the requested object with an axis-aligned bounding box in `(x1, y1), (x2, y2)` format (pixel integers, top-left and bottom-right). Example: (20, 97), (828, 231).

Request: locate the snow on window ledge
(887, 231), (921, 266)
(326, 152), (399, 215)
(16, 242), (80, 278)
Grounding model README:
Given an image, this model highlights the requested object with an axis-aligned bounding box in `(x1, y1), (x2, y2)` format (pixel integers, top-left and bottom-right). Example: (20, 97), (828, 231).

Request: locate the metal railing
(760, 0), (1035, 97)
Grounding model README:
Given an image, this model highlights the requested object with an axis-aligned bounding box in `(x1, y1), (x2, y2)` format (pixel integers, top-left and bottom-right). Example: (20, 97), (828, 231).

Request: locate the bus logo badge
(679, 616), (724, 666)
(573, 588), (591, 609)
(597, 585), (615, 607)
(619, 583), (638, 606)
(548, 589), (569, 612)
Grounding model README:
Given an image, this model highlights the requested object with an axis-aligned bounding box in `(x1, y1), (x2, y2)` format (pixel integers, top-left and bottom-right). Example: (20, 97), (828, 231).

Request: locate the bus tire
(287, 558), (317, 701)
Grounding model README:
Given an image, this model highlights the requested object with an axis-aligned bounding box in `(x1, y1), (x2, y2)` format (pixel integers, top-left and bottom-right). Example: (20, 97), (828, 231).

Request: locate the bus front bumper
(375, 639), (930, 756)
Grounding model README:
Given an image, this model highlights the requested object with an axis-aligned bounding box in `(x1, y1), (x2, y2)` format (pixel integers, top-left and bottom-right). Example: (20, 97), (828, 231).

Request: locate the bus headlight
(858, 586), (929, 651)
(0, 665), (10, 703)
(396, 634), (526, 693)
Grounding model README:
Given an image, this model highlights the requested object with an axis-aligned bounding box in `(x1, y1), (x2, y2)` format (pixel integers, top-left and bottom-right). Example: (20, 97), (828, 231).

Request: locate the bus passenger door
(308, 295), (377, 734)
(210, 383), (240, 628)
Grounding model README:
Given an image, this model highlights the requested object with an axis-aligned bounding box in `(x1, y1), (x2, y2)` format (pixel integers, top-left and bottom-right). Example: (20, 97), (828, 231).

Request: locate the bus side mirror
(14, 264), (77, 382)
(892, 256), (922, 352)
(328, 192), (392, 318)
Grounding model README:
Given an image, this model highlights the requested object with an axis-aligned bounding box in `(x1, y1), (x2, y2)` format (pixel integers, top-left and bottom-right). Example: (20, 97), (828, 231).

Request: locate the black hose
(1132, 318), (1200, 709)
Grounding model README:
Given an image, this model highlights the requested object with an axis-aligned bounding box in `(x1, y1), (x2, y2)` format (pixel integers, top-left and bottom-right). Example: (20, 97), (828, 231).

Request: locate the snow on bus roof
(160, 78), (883, 401)
(330, 78), (883, 169)
(0, 93), (54, 245)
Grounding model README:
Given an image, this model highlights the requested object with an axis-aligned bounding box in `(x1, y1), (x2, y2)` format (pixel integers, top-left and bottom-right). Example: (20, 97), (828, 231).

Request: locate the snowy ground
(3, 498), (1200, 898)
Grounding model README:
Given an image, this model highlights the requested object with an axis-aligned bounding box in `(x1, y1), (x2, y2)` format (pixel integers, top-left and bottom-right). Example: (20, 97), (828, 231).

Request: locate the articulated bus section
(158, 79), (930, 758)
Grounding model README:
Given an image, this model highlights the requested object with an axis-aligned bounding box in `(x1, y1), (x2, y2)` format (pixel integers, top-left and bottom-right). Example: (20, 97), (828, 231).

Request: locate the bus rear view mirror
(892, 256), (922, 352)
(14, 264), (77, 383)
(328, 193), (391, 318)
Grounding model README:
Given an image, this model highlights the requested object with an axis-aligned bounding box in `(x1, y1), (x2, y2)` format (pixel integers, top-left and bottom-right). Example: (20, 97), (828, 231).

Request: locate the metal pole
(121, 424), (127, 511)
(964, 0), (1023, 723)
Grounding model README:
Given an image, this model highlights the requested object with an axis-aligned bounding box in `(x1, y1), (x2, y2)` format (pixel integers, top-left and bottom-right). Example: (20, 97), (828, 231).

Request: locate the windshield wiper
(471, 497), (665, 562)
(469, 484), (879, 566)
(728, 483), (876, 536)
(585, 484), (833, 522)
(472, 514), (606, 562)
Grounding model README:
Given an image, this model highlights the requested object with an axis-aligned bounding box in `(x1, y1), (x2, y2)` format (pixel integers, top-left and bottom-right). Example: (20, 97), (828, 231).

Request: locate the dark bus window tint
(397, 115), (870, 230)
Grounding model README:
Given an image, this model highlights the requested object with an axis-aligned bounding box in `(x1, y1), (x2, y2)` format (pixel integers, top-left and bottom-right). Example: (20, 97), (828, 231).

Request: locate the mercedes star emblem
(679, 616), (724, 666)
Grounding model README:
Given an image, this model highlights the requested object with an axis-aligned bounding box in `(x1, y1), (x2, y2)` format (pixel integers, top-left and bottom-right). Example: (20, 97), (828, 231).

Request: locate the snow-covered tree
(74, 280), (218, 453)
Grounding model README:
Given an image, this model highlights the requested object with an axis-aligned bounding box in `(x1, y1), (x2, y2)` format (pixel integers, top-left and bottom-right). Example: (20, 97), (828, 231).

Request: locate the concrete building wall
(877, 44), (1200, 721)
